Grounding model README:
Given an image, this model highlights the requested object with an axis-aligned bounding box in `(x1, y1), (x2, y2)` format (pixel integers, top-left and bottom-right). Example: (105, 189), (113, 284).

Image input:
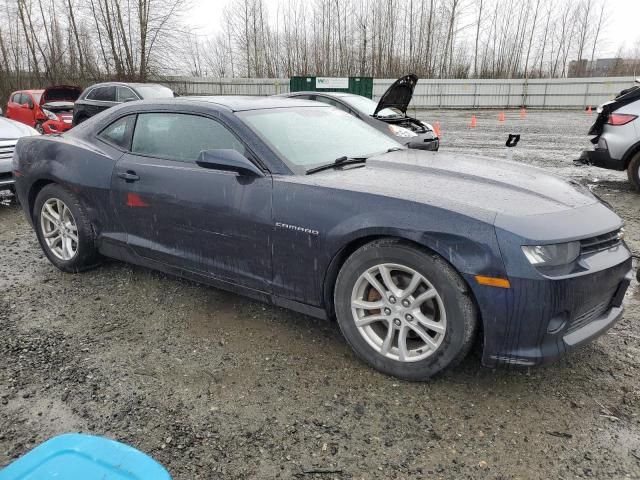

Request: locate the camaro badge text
(275, 222), (320, 236)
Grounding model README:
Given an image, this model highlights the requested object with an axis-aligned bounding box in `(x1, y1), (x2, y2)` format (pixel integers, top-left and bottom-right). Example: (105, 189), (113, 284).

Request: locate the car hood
(0, 117), (38, 139)
(41, 101), (75, 112)
(302, 149), (600, 221)
(373, 74), (418, 117)
(41, 85), (82, 105)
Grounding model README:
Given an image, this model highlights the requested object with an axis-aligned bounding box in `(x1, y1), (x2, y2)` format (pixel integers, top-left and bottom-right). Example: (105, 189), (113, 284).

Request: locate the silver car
(580, 79), (640, 190)
(0, 116), (39, 193)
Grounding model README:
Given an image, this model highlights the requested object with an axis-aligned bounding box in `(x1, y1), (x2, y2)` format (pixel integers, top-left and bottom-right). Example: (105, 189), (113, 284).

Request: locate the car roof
(178, 95), (329, 112)
(14, 90), (44, 94)
(86, 82), (168, 90)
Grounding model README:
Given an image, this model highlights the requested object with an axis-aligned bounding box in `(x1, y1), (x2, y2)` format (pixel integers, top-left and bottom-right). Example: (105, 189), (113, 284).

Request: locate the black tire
(627, 152), (640, 192)
(33, 184), (101, 272)
(334, 239), (477, 381)
(35, 122), (44, 134)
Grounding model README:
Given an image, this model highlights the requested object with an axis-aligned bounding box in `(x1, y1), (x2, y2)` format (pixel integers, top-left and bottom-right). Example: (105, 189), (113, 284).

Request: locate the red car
(6, 85), (81, 134)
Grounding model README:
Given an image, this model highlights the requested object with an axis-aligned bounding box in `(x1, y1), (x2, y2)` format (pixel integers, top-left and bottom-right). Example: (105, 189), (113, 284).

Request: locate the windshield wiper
(306, 156), (368, 175)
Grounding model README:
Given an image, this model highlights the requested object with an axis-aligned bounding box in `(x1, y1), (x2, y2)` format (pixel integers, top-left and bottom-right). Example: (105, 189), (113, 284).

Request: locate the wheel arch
(322, 234), (483, 329)
(27, 178), (56, 220)
(622, 140), (640, 168)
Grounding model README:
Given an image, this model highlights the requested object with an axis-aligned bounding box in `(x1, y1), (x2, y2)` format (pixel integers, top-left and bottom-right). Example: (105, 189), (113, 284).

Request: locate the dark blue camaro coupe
(13, 96), (633, 380)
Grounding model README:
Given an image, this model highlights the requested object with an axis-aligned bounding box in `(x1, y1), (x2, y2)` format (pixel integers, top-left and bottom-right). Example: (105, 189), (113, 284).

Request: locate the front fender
(272, 177), (506, 310)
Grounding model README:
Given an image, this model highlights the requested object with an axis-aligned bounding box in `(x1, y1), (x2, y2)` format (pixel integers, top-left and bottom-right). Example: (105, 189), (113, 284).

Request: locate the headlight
(421, 121), (434, 132)
(42, 109), (58, 121)
(521, 242), (580, 267)
(388, 124), (418, 138)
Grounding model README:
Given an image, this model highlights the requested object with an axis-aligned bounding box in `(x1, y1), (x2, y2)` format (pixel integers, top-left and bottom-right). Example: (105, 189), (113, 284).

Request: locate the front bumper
(469, 250), (633, 368)
(42, 119), (73, 135)
(406, 135), (439, 151)
(0, 172), (14, 190)
(579, 148), (625, 171)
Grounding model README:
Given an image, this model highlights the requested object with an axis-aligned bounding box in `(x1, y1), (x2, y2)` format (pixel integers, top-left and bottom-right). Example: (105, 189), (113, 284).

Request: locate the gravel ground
(1, 109), (639, 479)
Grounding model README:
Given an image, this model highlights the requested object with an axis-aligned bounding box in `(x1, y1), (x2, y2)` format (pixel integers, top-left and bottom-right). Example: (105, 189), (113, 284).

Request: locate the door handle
(117, 171), (140, 182)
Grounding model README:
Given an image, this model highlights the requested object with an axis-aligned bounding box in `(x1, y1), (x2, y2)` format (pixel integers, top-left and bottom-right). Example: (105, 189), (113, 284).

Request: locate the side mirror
(196, 149), (264, 177)
(22, 102), (32, 109)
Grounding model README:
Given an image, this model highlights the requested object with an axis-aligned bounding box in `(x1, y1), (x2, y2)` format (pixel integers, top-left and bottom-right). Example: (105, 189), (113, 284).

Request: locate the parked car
(282, 74), (439, 151)
(0, 116), (38, 193)
(72, 82), (175, 125)
(13, 97), (632, 380)
(5, 85), (81, 134)
(580, 78), (640, 190)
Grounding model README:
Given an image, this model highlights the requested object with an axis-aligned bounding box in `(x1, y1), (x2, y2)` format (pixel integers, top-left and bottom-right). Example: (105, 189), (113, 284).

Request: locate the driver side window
(131, 113), (247, 163)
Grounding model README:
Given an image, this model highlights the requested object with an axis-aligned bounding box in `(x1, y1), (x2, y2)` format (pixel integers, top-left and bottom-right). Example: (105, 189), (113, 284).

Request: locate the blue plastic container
(0, 433), (171, 480)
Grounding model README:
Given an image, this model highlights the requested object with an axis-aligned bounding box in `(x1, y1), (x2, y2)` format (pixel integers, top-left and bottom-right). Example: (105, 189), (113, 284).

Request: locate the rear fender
(16, 136), (119, 235)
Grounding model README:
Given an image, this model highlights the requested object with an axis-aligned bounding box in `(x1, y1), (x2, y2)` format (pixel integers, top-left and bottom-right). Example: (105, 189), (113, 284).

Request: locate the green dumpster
(289, 76), (373, 99)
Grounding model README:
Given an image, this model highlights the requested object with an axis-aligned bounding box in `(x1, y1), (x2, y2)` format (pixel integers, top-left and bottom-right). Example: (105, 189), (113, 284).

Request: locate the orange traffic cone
(434, 121), (441, 138)
(586, 105), (592, 115)
(520, 107), (526, 119)
(469, 114), (477, 128)
(498, 111), (506, 122)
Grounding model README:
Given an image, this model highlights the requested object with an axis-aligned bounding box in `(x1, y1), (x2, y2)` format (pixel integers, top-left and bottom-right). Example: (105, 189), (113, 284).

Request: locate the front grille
(0, 141), (16, 160)
(580, 229), (622, 255)
(566, 288), (616, 333)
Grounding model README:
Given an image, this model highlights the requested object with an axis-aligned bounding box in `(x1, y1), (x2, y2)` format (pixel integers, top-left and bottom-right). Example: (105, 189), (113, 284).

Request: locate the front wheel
(33, 184), (101, 272)
(334, 239), (477, 380)
(627, 152), (640, 192)
(35, 122), (44, 134)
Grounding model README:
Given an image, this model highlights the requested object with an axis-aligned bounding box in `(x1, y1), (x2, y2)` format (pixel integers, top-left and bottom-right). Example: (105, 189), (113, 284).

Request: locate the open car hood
(373, 74), (418, 117)
(41, 85), (82, 105)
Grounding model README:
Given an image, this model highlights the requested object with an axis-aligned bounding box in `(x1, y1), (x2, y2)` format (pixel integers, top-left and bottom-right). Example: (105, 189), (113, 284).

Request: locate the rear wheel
(627, 152), (640, 191)
(334, 239), (477, 381)
(33, 184), (101, 272)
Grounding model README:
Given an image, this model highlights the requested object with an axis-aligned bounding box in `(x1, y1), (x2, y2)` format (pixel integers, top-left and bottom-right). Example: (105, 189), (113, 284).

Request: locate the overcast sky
(190, 0), (640, 58)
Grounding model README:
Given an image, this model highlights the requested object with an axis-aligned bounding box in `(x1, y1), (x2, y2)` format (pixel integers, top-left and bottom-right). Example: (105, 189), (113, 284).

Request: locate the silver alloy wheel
(351, 263), (447, 363)
(40, 198), (79, 261)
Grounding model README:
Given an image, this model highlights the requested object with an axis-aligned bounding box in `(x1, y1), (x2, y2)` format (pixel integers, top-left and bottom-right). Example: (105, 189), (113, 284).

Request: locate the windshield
(135, 85), (175, 99)
(340, 95), (403, 118)
(32, 92), (43, 104)
(240, 106), (401, 172)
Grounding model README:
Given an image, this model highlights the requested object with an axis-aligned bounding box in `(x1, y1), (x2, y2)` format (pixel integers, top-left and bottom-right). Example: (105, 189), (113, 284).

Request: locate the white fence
(160, 76), (637, 109)
(374, 77), (637, 109)
(161, 77), (290, 96)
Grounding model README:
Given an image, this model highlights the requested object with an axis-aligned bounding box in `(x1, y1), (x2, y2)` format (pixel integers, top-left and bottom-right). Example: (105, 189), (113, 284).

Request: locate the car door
(9, 93), (33, 126)
(86, 86), (117, 117)
(110, 111), (273, 292)
(6, 93), (22, 123)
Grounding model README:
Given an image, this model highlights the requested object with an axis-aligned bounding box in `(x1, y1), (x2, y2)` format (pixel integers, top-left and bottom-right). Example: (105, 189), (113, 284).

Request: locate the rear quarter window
(98, 115), (136, 149)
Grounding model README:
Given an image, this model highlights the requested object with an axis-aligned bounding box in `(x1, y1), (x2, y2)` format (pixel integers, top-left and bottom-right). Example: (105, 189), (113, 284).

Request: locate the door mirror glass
(196, 149), (263, 177)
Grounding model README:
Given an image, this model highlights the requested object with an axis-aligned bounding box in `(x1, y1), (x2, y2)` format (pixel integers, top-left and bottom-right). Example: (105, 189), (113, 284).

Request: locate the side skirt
(98, 238), (328, 321)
